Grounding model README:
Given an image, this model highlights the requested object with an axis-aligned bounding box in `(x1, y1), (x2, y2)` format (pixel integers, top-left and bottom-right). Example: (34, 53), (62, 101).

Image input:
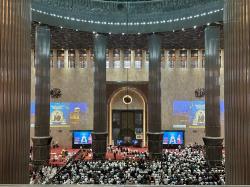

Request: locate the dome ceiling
(31, 0), (223, 34)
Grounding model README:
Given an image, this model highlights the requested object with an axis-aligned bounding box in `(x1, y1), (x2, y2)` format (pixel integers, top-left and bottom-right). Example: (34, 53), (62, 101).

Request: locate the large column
(147, 34), (163, 158)
(175, 49), (181, 68)
(92, 34), (108, 159)
(131, 49), (135, 68)
(64, 49), (69, 68)
(203, 26), (223, 167)
(198, 49), (203, 68)
(187, 49), (192, 68)
(220, 49), (224, 69)
(0, 0), (31, 183)
(32, 26), (52, 166)
(224, 0), (250, 184)
(52, 49), (57, 68)
(75, 49), (80, 68)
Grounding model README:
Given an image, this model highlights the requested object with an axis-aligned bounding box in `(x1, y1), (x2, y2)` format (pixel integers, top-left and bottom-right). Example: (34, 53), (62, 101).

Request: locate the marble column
(109, 49), (114, 68)
(220, 49), (224, 69)
(187, 49), (192, 69)
(32, 26), (52, 166)
(147, 34), (163, 158)
(75, 49), (80, 68)
(120, 49), (124, 67)
(142, 50), (147, 69)
(164, 49), (169, 69)
(131, 49), (135, 68)
(31, 49), (35, 67)
(64, 49), (69, 68)
(175, 49), (181, 68)
(0, 0), (31, 183)
(203, 26), (223, 167)
(198, 49), (203, 69)
(92, 34), (108, 159)
(224, 0), (250, 184)
(52, 49), (57, 68)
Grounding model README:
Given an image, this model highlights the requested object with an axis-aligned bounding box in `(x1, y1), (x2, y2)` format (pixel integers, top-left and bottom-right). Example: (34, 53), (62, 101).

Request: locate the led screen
(173, 100), (224, 127)
(73, 131), (92, 145)
(117, 139), (124, 146)
(31, 102), (88, 126)
(163, 131), (184, 145)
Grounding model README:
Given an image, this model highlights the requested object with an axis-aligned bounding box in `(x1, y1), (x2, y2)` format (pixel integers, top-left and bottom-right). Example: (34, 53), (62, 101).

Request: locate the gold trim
(108, 87), (147, 146)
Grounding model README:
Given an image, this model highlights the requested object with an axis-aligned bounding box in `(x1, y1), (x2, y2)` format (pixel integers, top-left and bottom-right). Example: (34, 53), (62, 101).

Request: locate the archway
(108, 87), (147, 147)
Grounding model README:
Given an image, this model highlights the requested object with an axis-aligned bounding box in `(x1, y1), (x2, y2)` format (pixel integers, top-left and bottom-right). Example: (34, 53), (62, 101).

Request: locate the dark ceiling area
(31, 22), (224, 49)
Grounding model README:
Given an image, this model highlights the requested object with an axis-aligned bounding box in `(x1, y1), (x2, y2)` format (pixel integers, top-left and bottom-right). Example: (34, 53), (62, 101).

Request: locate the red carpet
(49, 147), (148, 165)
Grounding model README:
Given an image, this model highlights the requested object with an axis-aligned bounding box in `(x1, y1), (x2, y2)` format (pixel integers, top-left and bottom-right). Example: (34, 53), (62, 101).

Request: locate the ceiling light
(182, 28), (185, 31)
(109, 32), (111, 35)
(93, 31), (96, 34)
(193, 25), (197, 29)
(207, 23), (210, 26)
(122, 33), (125, 35)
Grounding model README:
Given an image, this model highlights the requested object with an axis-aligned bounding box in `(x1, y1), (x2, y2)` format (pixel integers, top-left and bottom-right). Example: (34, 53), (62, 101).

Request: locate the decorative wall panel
(224, 0), (250, 184)
(0, 0), (31, 183)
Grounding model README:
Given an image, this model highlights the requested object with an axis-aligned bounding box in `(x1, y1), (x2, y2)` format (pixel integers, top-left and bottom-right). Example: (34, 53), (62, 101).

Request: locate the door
(112, 110), (143, 145)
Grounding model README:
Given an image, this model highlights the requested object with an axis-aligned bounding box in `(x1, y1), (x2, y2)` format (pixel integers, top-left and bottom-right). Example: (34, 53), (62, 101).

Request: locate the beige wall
(111, 90), (144, 110)
(30, 49), (224, 148)
(161, 67), (224, 145)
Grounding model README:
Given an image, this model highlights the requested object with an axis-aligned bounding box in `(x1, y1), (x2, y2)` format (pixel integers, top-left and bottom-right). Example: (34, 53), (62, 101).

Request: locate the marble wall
(30, 49), (224, 147)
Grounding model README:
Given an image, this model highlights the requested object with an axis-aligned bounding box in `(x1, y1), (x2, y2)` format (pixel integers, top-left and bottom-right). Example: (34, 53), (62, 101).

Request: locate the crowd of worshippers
(107, 145), (149, 160)
(30, 166), (58, 184)
(31, 146), (225, 185)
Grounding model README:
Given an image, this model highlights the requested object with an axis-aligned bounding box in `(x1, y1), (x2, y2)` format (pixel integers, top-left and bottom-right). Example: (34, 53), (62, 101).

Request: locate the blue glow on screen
(117, 140), (124, 146)
(73, 131), (92, 144)
(30, 102), (88, 126)
(163, 131), (184, 145)
(173, 100), (224, 126)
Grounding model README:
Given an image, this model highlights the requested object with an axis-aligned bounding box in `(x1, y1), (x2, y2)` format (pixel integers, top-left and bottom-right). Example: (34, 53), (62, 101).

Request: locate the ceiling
(31, 22), (224, 50)
(31, 0), (223, 34)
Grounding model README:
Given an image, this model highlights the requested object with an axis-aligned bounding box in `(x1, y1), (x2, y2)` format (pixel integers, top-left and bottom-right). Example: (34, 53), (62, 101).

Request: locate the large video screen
(163, 131), (185, 145)
(30, 102), (88, 127)
(173, 100), (224, 127)
(73, 131), (92, 145)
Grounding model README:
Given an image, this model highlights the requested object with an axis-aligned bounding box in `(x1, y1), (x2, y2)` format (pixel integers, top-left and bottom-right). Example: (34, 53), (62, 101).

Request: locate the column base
(203, 136), (223, 167)
(147, 132), (163, 159)
(92, 132), (108, 160)
(32, 136), (52, 166)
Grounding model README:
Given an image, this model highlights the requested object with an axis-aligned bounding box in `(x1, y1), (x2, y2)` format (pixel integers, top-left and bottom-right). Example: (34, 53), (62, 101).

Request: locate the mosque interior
(0, 0), (250, 185)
